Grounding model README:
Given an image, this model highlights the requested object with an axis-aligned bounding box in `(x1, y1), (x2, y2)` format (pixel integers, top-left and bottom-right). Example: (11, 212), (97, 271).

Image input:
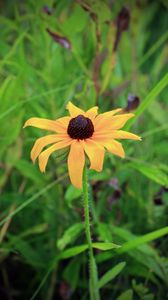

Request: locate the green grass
(0, 1), (168, 300)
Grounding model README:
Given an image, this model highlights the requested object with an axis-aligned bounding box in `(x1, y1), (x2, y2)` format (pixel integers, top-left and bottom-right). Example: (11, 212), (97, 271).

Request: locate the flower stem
(83, 165), (100, 300)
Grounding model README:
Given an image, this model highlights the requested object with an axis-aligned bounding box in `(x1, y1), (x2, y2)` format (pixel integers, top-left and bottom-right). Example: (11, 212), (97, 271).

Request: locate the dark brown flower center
(67, 115), (94, 139)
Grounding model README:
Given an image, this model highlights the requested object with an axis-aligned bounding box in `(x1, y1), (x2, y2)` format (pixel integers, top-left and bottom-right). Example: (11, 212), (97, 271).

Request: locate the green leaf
(118, 227), (168, 254)
(92, 2), (111, 23)
(19, 223), (48, 238)
(89, 168), (111, 181)
(0, 74), (25, 157)
(92, 242), (120, 251)
(117, 289), (133, 300)
(96, 226), (168, 268)
(129, 162), (168, 187)
(125, 72), (168, 130)
(98, 223), (113, 242)
(62, 5), (88, 36)
(57, 223), (84, 250)
(139, 31), (168, 66)
(0, 76), (14, 99)
(63, 258), (81, 290)
(9, 237), (45, 268)
(65, 185), (82, 204)
(148, 101), (167, 124)
(59, 244), (88, 259)
(14, 159), (45, 185)
(0, 31), (27, 69)
(0, 111), (23, 159)
(132, 280), (154, 300)
(98, 262), (126, 289)
(0, 177), (66, 228)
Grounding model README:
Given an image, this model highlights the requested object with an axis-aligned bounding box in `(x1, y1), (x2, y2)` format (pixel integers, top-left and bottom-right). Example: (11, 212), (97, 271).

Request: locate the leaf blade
(125, 72), (168, 130)
(98, 262), (126, 289)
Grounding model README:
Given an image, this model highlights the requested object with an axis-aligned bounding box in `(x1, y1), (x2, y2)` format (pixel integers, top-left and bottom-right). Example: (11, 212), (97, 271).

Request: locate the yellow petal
(110, 130), (141, 140)
(23, 117), (66, 133)
(93, 130), (141, 140)
(56, 116), (71, 129)
(68, 141), (85, 189)
(93, 109), (122, 129)
(93, 137), (125, 158)
(31, 134), (68, 163)
(99, 108), (123, 118)
(81, 139), (104, 172)
(38, 139), (72, 172)
(94, 108), (122, 126)
(66, 101), (85, 117)
(94, 113), (134, 131)
(85, 106), (98, 120)
(107, 140), (125, 158)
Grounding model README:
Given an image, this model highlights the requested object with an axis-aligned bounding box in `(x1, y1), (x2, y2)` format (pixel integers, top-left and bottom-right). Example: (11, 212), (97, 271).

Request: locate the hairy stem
(83, 165), (100, 300)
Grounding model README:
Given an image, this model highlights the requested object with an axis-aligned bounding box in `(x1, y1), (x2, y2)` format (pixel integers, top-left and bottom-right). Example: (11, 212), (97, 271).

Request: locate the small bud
(113, 6), (130, 51)
(117, 6), (130, 32)
(46, 28), (71, 49)
(42, 5), (53, 15)
(126, 94), (140, 112)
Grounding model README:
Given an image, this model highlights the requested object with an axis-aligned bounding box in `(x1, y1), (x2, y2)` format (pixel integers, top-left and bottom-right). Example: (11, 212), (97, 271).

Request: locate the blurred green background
(0, 0), (168, 299)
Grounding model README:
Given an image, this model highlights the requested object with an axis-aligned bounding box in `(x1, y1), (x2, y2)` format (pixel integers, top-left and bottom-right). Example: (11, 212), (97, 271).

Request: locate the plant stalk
(83, 165), (100, 300)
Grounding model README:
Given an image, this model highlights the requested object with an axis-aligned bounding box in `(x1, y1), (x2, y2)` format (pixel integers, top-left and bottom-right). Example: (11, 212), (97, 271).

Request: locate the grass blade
(125, 72), (168, 130)
(59, 244), (88, 259)
(98, 262), (126, 289)
(118, 227), (168, 254)
(0, 174), (67, 228)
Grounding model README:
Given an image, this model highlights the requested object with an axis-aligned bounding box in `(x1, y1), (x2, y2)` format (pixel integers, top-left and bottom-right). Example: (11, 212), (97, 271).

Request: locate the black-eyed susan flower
(24, 102), (141, 188)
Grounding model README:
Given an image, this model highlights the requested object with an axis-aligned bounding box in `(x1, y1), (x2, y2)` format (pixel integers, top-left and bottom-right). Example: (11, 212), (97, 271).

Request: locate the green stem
(83, 165), (100, 300)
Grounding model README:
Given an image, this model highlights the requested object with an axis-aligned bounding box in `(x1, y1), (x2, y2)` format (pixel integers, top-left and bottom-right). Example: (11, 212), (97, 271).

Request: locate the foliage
(0, 0), (168, 299)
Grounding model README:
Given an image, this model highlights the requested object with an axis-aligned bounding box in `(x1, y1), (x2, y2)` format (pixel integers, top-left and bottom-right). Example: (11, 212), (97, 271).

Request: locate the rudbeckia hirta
(24, 102), (141, 188)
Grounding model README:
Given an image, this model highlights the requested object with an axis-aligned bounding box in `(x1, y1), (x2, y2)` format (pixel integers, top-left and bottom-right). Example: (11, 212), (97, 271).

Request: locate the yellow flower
(24, 102), (141, 188)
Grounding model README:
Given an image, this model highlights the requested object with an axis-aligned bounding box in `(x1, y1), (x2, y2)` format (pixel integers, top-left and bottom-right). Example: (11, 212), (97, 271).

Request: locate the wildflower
(24, 102), (141, 188)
